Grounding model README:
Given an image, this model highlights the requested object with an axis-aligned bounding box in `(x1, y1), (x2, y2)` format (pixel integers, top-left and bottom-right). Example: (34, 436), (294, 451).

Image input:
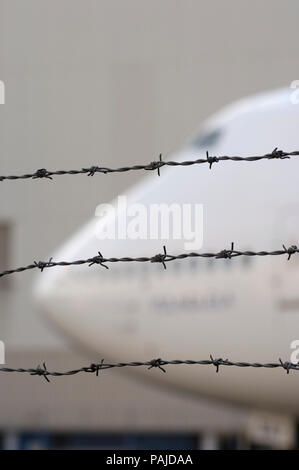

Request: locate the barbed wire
(1, 152), (298, 385)
(1, 148), (298, 182)
(1, 243), (298, 279)
(0, 356), (298, 382)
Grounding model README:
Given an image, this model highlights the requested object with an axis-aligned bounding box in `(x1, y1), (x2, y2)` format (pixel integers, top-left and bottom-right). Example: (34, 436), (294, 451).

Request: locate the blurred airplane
(34, 87), (299, 419)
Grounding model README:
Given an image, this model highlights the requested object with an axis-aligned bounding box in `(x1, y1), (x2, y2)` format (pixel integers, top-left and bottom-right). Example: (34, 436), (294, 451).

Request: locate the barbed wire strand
(0, 357), (298, 382)
(1, 149), (299, 182)
(1, 243), (298, 279)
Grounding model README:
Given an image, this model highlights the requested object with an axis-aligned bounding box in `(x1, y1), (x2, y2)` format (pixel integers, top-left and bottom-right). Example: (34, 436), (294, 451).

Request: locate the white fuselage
(35, 88), (299, 414)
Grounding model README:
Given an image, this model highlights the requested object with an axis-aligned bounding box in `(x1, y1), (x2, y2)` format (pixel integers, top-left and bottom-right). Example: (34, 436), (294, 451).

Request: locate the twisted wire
(0, 243), (298, 279)
(0, 148), (298, 182)
(0, 357), (298, 382)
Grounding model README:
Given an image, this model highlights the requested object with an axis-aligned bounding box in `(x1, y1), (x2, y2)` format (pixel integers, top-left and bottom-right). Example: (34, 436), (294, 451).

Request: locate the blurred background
(0, 0), (299, 450)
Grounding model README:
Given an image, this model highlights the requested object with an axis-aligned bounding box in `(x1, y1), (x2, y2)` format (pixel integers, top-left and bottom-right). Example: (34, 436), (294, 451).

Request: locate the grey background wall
(0, 0), (298, 433)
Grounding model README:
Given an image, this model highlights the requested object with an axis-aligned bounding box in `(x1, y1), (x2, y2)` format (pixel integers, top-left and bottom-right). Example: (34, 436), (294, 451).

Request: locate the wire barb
(279, 358), (293, 374)
(210, 355), (226, 373)
(83, 166), (109, 176)
(283, 244), (298, 260)
(269, 148), (290, 160)
(148, 358), (166, 373)
(151, 245), (168, 269)
(215, 242), (235, 259)
(33, 258), (53, 272)
(89, 359), (105, 377)
(31, 363), (50, 382)
(88, 252), (109, 269)
(85, 166), (100, 177)
(32, 169), (53, 180)
(146, 153), (164, 176)
(206, 151), (219, 169)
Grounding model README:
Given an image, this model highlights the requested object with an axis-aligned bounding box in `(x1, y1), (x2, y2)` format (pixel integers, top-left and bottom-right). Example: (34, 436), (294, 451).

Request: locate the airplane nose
(33, 209), (162, 359)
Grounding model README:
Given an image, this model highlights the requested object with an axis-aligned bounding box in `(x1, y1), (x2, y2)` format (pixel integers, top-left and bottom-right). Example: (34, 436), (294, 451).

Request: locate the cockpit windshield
(191, 128), (222, 150)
